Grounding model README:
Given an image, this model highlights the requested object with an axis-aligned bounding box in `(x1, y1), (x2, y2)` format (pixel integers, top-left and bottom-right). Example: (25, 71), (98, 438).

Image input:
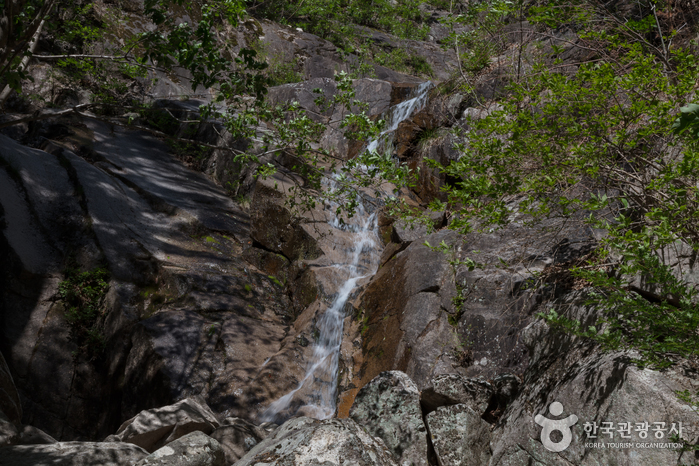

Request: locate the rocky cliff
(1, 1), (699, 465)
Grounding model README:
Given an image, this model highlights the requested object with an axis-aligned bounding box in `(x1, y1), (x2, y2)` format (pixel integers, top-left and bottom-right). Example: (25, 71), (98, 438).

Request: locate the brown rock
(250, 180), (324, 262)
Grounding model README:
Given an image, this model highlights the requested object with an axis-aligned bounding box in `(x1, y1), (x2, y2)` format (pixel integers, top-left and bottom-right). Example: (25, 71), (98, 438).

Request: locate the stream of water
(260, 198), (380, 422)
(260, 80), (432, 422)
(366, 81), (432, 155)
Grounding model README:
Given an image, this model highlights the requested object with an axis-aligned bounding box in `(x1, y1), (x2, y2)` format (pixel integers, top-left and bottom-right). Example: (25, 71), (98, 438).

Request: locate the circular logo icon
(534, 402), (578, 452)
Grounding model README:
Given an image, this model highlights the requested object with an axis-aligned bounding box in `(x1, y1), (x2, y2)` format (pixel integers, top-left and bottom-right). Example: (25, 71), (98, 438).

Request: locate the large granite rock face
(0, 134), (104, 440)
(447, 213), (598, 381)
(426, 404), (492, 466)
(489, 291), (699, 465)
(343, 210), (599, 410)
(345, 229), (462, 397)
(349, 371), (429, 466)
(335, 195), (600, 418)
(249, 179), (324, 263)
(0, 120), (294, 438)
(0, 441), (148, 465)
(106, 396), (220, 453)
(235, 417), (398, 466)
(134, 431), (225, 466)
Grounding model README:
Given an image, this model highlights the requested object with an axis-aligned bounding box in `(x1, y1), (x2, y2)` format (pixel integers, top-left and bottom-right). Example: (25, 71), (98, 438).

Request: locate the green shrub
(425, 2), (699, 369)
(252, 0), (430, 47)
(372, 48), (434, 77)
(58, 267), (110, 361)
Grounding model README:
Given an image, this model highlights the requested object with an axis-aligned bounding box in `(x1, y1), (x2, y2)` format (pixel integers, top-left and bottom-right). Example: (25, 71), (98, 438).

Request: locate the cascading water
(260, 80), (432, 423)
(366, 81), (432, 155)
(261, 192), (381, 422)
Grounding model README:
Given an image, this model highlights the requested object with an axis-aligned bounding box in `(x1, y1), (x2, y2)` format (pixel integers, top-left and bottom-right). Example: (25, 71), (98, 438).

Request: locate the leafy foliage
(425, 0), (699, 369)
(225, 70), (417, 221)
(248, 0), (436, 79)
(57, 267), (110, 361)
(251, 0), (430, 43)
(1, 0), (269, 112)
(436, 0), (520, 96)
(371, 48), (434, 78)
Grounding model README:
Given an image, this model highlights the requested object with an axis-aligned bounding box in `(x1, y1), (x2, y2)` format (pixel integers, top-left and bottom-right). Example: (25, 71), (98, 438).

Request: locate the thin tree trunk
(0, 17), (45, 107)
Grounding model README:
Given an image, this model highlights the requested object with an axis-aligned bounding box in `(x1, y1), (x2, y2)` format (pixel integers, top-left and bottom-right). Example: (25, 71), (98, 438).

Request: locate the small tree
(426, 0), (699, 369)
(0, 0), (411, 222)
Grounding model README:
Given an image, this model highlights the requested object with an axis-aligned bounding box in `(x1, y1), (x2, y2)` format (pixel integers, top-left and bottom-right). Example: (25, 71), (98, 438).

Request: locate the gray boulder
(426, 404), (492, 466)
(421, 374), (494, 415)
(107, 396), (220, 453)
(392, 220), (430, 243)
(0, 441), (148, 465)
(349, 371), (429, 466)
(489, 290), (699, 465)
(235, 416), (397, 466)
(134, 431), (225, 466)
(210, 418), (271, 465)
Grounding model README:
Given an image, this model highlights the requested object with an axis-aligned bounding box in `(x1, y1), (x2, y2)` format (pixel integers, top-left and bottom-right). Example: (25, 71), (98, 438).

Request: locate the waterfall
(260, 195), (380, 422)
(260, 80), (431, 423)
(366, 81), (432, 155)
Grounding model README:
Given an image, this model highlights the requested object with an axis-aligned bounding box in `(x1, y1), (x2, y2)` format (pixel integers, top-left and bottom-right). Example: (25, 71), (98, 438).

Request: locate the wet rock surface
(345, 208), (599, 410)
(348, 229), (462, 394)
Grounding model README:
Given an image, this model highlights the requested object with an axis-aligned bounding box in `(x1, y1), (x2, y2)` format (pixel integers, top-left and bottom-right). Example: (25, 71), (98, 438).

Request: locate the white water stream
(260, 80), (432, 422)
(260, 198), (380, 422)
(366, 81), (432, 155)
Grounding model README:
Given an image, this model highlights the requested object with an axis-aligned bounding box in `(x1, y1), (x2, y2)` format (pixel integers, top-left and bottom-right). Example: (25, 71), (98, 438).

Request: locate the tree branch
(0, 16), (45, 106)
